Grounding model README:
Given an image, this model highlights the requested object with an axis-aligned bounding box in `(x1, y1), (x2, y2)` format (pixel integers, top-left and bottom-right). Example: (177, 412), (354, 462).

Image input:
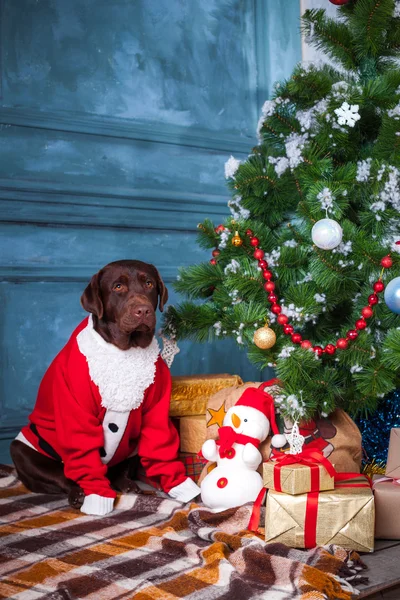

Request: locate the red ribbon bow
(216, 426), (259, 455)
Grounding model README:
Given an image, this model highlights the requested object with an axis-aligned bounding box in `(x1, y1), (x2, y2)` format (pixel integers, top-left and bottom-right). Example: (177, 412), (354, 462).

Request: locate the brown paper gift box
(170, 374), (243, 418)
(265, 480), (374, 552)
(179, 415), (207, 453)
(373, 474), (400, 539)
(385, 428), (400, 479)
(263, 460), (334, 495)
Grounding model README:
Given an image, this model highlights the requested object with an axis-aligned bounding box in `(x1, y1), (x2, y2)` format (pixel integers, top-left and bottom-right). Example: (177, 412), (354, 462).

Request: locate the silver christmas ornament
(384, 276), (400, 314)
(311, 218), (343, 250)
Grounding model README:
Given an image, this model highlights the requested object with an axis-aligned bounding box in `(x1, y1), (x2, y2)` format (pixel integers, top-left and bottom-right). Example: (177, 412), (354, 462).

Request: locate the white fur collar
(77, 315), (160, 412)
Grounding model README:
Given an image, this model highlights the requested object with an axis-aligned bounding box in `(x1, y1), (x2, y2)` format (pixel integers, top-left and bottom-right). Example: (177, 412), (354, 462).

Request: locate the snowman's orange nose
(231, 413), (241, 428)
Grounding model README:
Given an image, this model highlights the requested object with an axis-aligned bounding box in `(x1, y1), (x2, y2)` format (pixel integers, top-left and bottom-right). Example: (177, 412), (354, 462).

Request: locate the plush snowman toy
(200, 387), (286, 511)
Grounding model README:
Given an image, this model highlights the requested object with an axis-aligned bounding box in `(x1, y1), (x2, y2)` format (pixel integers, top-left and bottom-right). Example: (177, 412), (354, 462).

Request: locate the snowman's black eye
(244, 419), (248, 422)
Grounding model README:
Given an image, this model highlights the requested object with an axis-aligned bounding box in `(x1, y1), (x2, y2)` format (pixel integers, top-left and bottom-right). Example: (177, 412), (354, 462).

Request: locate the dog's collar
(77, 315), (160, 412)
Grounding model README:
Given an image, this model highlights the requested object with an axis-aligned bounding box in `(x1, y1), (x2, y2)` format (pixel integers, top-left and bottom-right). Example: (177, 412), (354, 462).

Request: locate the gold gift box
(170, 374), (243, 417)
(263, 460), (334, 495)
(265, 481), (374, 552)
(179, 415), (207, 453)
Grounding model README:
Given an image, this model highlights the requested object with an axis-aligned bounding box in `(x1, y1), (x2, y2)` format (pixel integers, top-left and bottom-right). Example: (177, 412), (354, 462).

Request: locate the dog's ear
(153, 267), (168, 312)
(81, 272), (104, 319)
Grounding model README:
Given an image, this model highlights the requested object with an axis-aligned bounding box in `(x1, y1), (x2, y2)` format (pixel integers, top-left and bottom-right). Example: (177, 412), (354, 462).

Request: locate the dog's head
(81, 260), (168, 350)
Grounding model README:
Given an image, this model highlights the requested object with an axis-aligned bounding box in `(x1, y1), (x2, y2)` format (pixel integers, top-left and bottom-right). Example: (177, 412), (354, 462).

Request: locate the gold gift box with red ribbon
(263, 449), (335, 495)
(264, 476), (374, 552)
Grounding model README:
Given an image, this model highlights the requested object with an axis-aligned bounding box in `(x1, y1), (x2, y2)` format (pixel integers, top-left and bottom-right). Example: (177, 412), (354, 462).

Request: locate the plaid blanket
(0, 466), (367, 600)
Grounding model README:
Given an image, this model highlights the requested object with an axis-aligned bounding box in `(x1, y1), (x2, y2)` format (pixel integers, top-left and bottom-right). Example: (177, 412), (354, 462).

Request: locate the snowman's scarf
(217, 425), (259, 454)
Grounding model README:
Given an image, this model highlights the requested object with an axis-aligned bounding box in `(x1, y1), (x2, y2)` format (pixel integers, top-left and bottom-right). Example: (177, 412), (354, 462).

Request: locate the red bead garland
(381, 256), (393, 269)
(373, 281), (385, 293)
(325, 344), (336, 355)
(361, 306), (373, 319)
(211, 226), (394, 356)
(336, 338), (348, 350)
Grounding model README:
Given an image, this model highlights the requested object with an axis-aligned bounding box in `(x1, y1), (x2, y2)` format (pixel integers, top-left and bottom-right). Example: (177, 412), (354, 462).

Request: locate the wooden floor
(358, 540), (400, 599)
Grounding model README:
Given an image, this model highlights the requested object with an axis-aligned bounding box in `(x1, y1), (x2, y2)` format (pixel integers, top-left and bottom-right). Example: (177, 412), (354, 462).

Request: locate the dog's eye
(113, 283), (124, 291)
(145, 280), (153, 288)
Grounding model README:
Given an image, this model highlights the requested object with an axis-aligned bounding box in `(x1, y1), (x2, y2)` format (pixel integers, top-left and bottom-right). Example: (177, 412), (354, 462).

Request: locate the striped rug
(0, 466), (367, 599)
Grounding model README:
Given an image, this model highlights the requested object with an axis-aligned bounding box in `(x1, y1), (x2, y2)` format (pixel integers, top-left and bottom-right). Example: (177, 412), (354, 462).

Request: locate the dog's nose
(133, 305), (152, 318)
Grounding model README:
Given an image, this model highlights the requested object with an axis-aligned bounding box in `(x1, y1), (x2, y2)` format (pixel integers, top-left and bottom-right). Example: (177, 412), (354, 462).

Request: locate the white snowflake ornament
(334, 102), (361, 127)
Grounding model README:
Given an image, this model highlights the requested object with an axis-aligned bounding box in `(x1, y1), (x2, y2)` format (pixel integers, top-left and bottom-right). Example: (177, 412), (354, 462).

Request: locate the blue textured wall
(0, 0), (301, 462)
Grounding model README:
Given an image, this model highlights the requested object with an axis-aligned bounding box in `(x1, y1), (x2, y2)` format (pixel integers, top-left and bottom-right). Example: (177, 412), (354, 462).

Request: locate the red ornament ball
(328, 0), (350, 4)
(250, 237), (259, 247)
(346, 329), (358, 340)
(271, 304), (282, 314)
(283, 324), (294, 335)
(373, 280), (385, 293)
(262, 269), (272, 280)
(264, 281), (275, 292)
(246, 229), (253, 236)
(291, 333), (302, 344)
(325, 344), (336, 355)
(313, 346), (324, 357)
(268, 293), (278, 303)
(336, 338), (348, 350)
(368, 294), (379, 306)
(254, 249), (265, 260)
(258, 260), (268, 269)
(301, 340), (312, 349)
(210, 258), (217, 265)
(381, 256), (393, 269)
(212, 249), (220, 257)
(355, 318), (367, 330)
(277, 314), (289, 325)
(361, 306), (373, 319)
(215, 225), (225, 233)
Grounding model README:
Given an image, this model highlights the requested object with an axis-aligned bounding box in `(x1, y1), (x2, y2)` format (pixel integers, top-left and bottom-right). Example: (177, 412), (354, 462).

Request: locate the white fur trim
(80, 494), (114, 516)
(77, 315), (160, 412)
(271, 434), (287, 448)
(101, 410), (130, 464)
(15, 432), (37, 451)
(168, 478), (201, 503)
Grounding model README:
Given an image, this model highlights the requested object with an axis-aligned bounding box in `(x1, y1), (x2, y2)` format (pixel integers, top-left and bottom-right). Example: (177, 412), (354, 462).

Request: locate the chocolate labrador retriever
(10, 260), (195, 513)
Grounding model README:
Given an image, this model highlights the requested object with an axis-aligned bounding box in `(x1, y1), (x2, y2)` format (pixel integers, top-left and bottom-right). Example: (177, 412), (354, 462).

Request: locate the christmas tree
(163, 0), (400, 423)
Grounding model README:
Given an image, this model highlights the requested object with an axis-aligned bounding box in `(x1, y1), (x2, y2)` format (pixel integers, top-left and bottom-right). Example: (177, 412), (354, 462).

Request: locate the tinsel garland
(356, 389), (400, 465)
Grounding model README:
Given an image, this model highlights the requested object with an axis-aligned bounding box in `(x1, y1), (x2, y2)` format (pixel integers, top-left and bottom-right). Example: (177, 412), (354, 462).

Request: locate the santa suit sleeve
(52, 362), (116, 501)
(138, 358), (200, 502)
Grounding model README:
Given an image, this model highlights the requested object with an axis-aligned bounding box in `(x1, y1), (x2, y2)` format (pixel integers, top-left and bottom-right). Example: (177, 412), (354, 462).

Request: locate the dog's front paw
(80, 494), (114, 516)
(68, 486), (85, 509)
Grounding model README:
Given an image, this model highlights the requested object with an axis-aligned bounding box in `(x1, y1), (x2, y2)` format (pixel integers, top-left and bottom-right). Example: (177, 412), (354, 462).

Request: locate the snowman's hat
(235, 387), (286, 448)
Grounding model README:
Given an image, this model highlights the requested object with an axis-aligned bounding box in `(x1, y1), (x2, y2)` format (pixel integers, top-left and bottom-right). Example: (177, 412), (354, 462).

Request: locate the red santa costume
(16, 316), (200, 515)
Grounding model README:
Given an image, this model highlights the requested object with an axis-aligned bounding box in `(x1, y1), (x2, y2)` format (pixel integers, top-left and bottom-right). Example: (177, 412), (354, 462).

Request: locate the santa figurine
(200, 387), (285, 512)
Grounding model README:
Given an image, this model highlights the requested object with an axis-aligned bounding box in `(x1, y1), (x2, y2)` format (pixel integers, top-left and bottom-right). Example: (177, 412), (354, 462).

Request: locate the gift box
(170, 374), (243, 418)
(265, 477), (374, 552)
(385, 428), (400, 479)
(179, 415), (207, 453)
(179, 452), (208, 483)
(373, 474), (400, 539)
(263, 451), (335, 495)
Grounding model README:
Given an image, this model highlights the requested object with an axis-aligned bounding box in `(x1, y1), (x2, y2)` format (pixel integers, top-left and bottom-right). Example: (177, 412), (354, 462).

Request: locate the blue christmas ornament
(384, 276), (400, 314)
(356, 389), (400, 464)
